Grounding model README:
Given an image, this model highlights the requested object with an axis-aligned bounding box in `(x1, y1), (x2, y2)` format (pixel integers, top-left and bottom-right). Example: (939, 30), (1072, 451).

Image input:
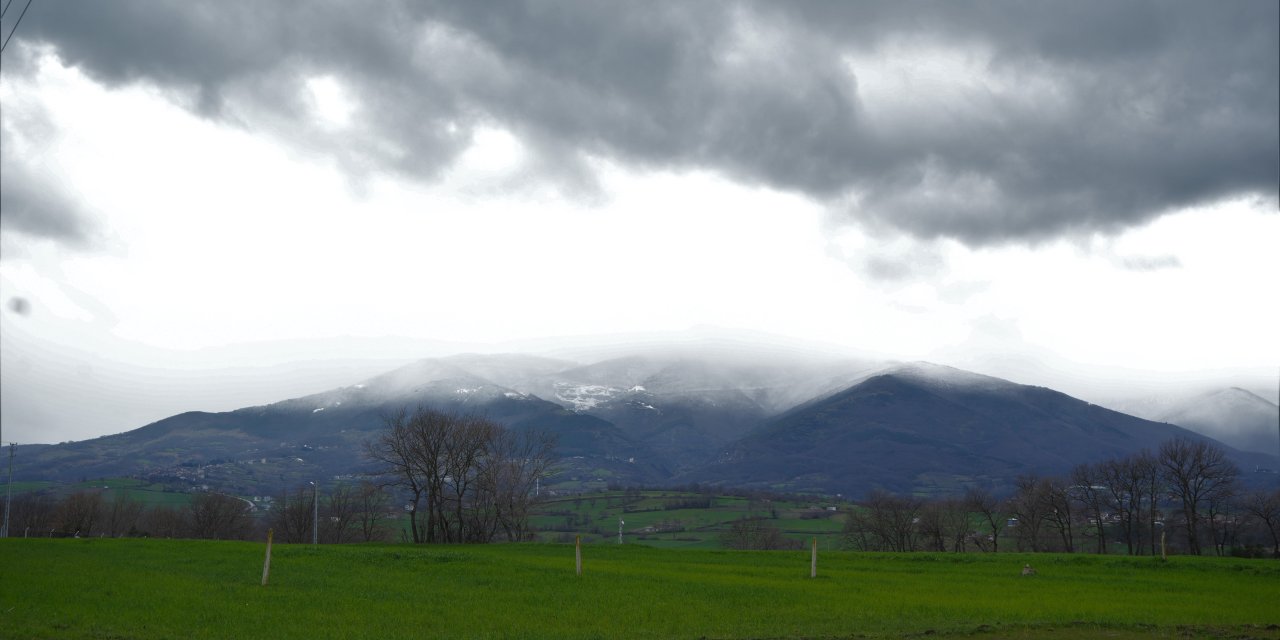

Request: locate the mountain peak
(874, 361), (1021, 394)
(689, 361), (1274, 497)
(1222, 387), (1279, 408)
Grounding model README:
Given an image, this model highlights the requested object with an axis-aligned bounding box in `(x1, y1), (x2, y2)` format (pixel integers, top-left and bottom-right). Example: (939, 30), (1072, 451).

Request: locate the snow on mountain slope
(1146, 388), (1278, 455)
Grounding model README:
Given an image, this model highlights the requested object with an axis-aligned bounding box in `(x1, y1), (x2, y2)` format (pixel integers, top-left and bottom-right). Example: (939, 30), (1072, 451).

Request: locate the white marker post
(261, 529), (274, 586)
(575, 535), (583, 576)
(810, 537), (817, 578)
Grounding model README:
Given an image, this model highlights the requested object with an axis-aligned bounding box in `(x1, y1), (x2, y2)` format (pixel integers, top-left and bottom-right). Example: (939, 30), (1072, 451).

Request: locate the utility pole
(2, 443), (14, 538)
(310, 481), (318, 545)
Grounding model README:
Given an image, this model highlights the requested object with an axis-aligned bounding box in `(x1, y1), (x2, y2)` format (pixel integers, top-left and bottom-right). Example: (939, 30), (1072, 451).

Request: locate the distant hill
(8, 355), (662, 493)
(1113, 387), (1279, 455)
(685, 363), (1277, 497)
(8, 356), (1275, 498)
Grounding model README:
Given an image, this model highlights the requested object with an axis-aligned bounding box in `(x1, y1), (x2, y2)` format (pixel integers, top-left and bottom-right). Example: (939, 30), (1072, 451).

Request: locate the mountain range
(8, 351), (1277, 498)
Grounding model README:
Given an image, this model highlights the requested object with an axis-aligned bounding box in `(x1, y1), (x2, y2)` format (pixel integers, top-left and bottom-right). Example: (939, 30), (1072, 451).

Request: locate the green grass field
(2, 477), (197, 509)
(2, 539), (1278, 639)
(530, 491), (846, 548)
(87, 478), (198, 508)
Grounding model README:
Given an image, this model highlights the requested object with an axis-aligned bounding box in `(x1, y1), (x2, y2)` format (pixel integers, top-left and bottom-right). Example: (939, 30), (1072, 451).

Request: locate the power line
(1, 0), (14, 20)
(1, 0), (35, 54)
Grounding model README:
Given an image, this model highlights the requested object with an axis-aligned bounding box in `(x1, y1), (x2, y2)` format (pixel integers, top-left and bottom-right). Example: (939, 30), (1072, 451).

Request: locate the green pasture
(2, 477), (202, 509)
(0, 481), (52, 494)
(530, 491), (846, 548)
(2, 538), (1277, 639)
(92, 479), (196, 507)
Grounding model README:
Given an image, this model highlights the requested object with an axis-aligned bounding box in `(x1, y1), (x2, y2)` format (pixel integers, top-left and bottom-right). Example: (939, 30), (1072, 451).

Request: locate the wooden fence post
(810, 537), (817, 578)
(261, 529), (274, 586)
(575, 535), (582, 576)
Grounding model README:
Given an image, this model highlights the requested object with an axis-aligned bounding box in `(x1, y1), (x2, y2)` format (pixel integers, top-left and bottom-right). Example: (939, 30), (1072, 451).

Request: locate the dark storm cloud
(0, 112), (95, 246)
(9, 0), (1277, 247)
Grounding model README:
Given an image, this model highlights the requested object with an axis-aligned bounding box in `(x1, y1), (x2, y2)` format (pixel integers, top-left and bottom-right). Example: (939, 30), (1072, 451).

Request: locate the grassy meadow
(2, 538), (1278, 639)
(529, 491), (846, 548)
(6, 477), (196, 509)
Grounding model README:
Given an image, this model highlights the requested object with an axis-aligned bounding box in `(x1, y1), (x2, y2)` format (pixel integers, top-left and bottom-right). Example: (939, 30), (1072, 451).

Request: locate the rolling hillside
(688, 363), (1276, 496)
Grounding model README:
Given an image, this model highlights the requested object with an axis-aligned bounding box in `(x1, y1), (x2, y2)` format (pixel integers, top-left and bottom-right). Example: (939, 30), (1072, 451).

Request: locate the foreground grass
(2, 539), (1278, 639)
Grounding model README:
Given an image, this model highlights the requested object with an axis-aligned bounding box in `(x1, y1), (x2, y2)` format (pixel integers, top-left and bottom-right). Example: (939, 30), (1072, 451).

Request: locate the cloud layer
(7, 0), (1278, 247)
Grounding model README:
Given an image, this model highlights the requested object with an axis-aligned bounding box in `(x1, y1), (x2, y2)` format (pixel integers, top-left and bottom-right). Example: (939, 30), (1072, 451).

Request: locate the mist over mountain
(1112, 387), (1280, 455)
(685, 363), (1277, 497)
(7, 348), (1275, 499)
(8, 353), (662, 492)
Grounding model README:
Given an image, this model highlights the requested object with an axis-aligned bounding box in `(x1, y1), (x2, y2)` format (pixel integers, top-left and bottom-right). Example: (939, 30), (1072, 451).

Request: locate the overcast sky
(1, 1), (1277, 444)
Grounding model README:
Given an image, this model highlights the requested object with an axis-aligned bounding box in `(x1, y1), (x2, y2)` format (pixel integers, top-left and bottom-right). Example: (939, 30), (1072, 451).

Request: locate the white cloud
(935, 198), (1280, 373)
(844, 37), (1072, 134)
(304, 75), (357, 128)
(0, 263), (95, 323)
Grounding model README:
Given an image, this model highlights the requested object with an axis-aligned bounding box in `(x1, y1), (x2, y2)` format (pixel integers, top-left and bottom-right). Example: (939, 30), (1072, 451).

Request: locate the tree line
(3, 490), (257, 540)
(3, 480), (399, 543)
(843, 436), (1280, 557)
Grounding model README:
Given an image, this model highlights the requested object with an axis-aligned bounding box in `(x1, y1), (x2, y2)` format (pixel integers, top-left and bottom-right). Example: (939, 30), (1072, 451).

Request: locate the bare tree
(841, 506), (875, 551)
(105, 490), (144, 538)
(354, 481), (391, 542)
(1041, 477), (1076, 553)
(438, 415), (497, 543)
(481, 427), (557, 542)
(1158, 437), (1239, 556)
(964, 487), (1007, 553)
(320, 484), (360, 544)
(57, 491), (104, 536)
(1007, 475), (1054, 552)
(915, 499), (949, 552)
(1070, 463), (1109, 554)
(1143, 452), (1163, 556)
(843, 490), (922, 552)
(1240, 488), (1280, 558)
(9, 493), (56, 537)
(367, 408), (557, 544)
(188, 493), (253, 540)
(723, 517), (798, 550)
(269, 486), (318, 543)
(366, 407), (446, 543)
(1099, 452), (1158, 556)
(1203, 478), (1240, 556)
(939, 496), (973, 552)
(138, 505), (188, 538)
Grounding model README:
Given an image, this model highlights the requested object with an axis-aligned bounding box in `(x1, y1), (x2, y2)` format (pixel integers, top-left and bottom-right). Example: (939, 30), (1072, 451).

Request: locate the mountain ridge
(8, 354), (1275, 498)
(686, 364), (1275, 496)
(1110, 386), (1279, 455)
